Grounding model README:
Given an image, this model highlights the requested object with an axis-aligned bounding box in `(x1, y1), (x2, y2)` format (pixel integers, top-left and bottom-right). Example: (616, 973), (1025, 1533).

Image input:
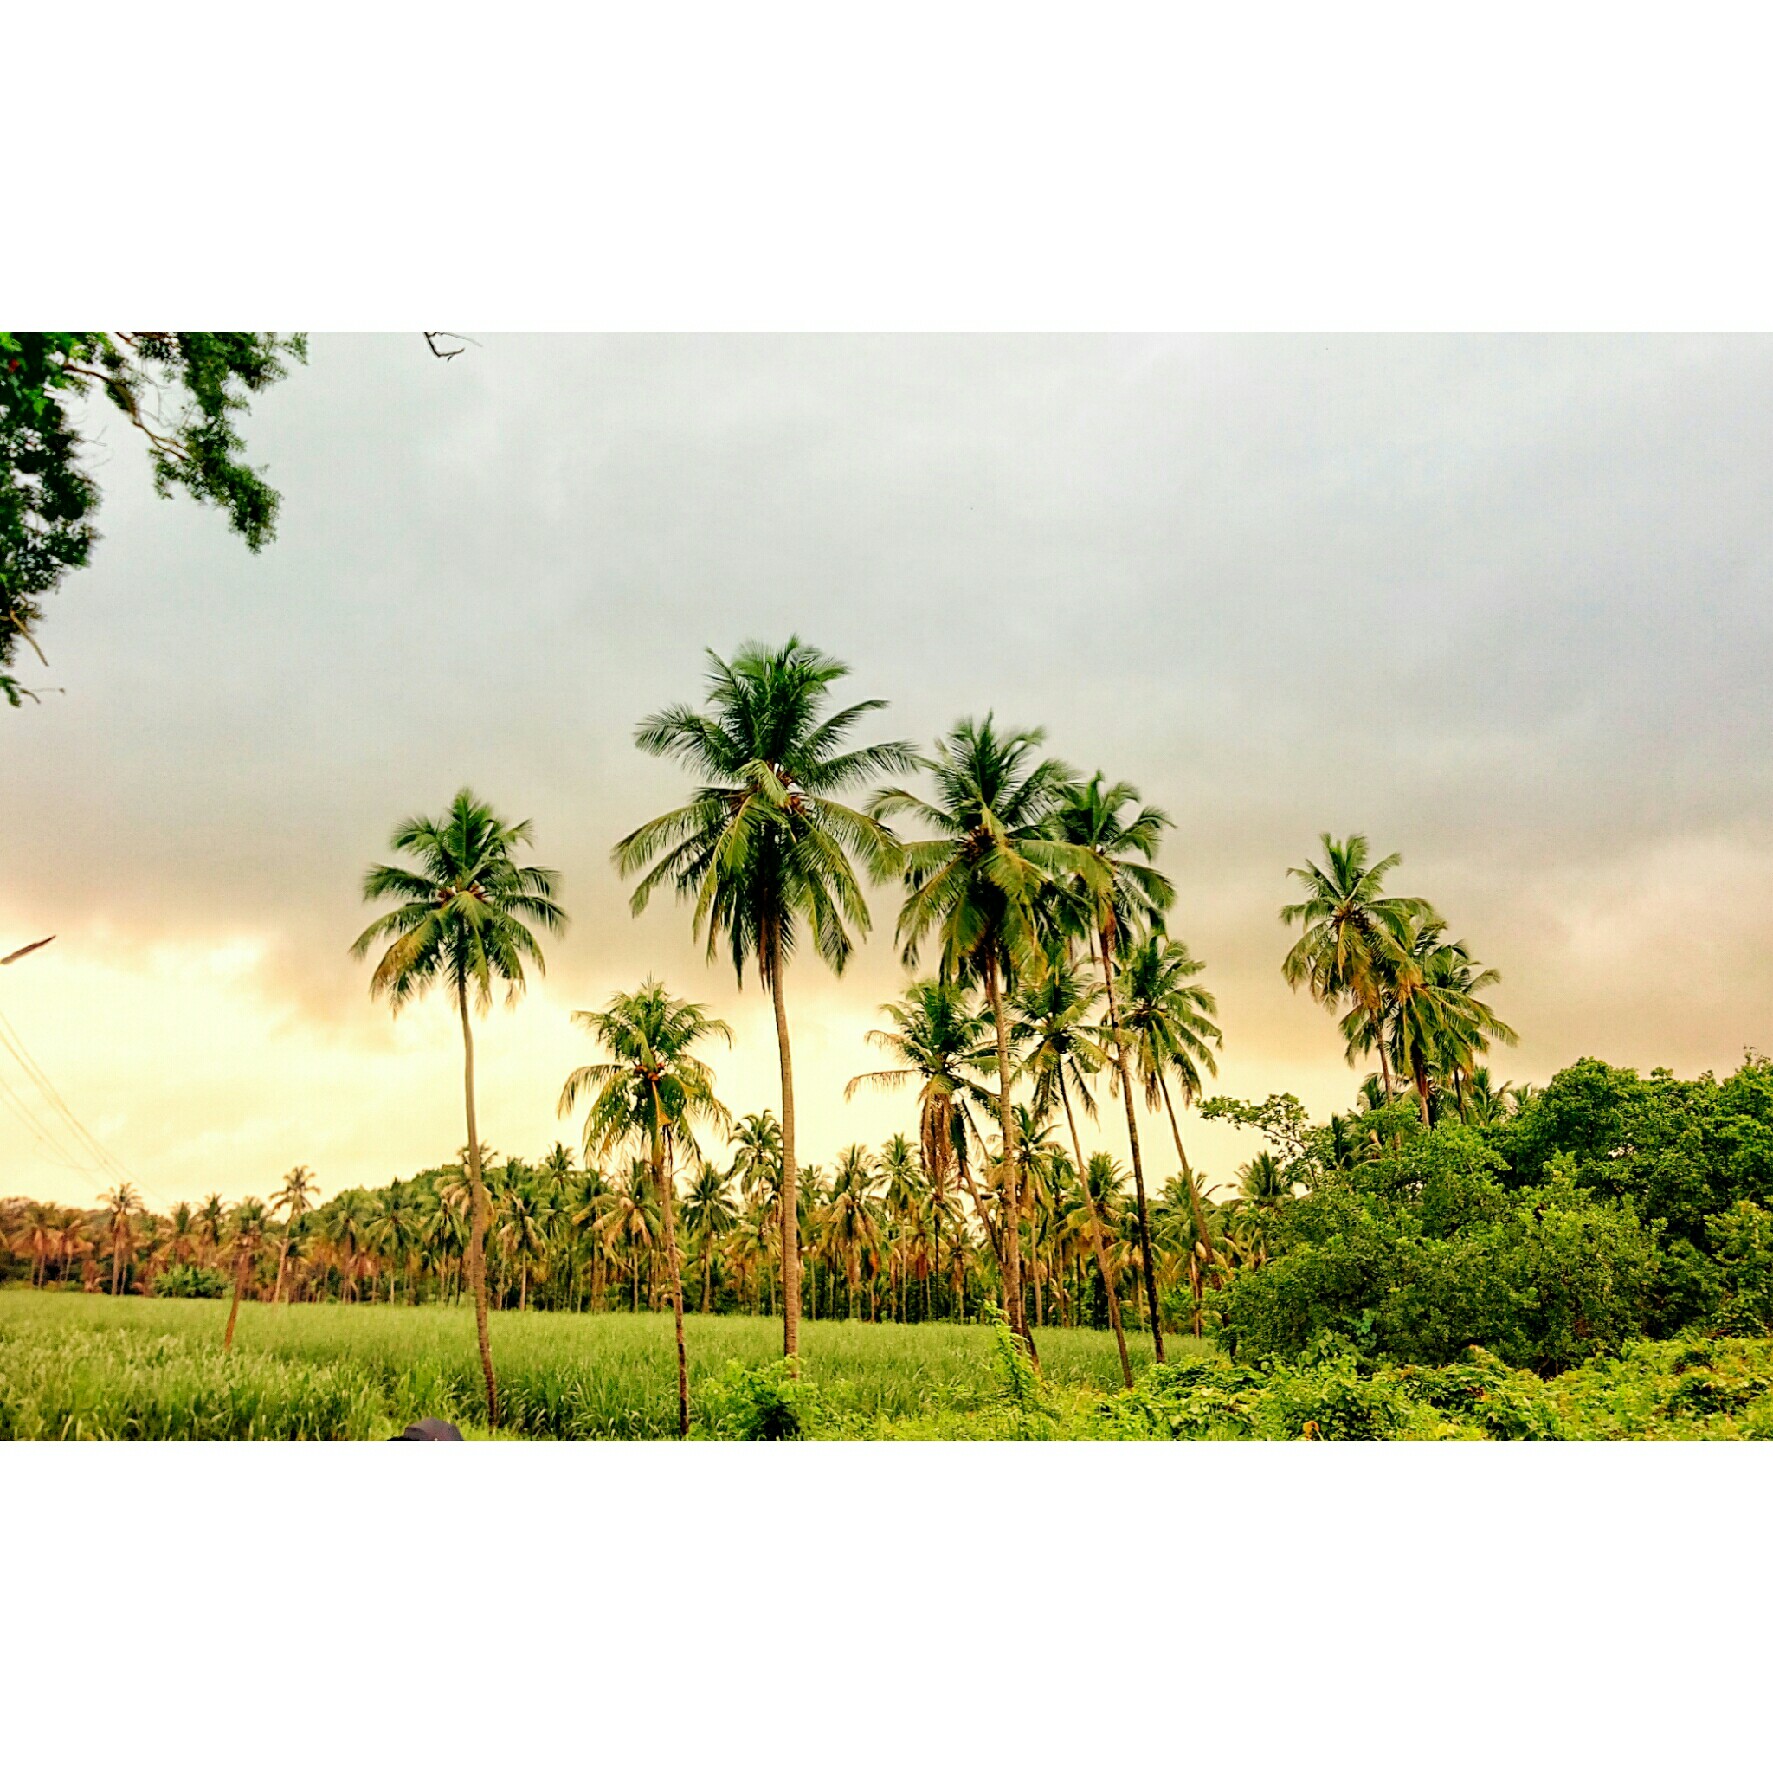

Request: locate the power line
(0, 1008), (176, 1212)
(0, 1064), (101, 1174)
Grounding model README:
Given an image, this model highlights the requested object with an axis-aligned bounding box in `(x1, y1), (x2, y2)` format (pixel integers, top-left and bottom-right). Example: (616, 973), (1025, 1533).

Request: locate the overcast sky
(4, 333), (1771, 1211)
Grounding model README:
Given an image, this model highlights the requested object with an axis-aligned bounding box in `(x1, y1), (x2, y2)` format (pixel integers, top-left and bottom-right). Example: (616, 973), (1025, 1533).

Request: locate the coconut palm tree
(196, 1193), (226, 1265)
(351, 787), (566, 1427)
(598, 1162), (661, 1314)
(1281, 833), (1429, 1104)
(222, 1197), (270, 1351)
(1046, 772), (1175, 1361)
(870, 716), (1099, 1359)
(270, 1165), (318, 1304)
(51, 1206), (90, 1285)
(15, 1198), (57, 1286)
(559, 979), (732, 1437)
(846, 979), (992, 1309)
(1009, 962), (1131, 1385)
(1069, 1152), (1131, 1326)
(615, 639), (909, 1366)
(1115, 933), (1225, 1283)
(101, 1182), (141, 1295)
(682, 1160), (739, 1312)
(823, 1144), (884, 1320)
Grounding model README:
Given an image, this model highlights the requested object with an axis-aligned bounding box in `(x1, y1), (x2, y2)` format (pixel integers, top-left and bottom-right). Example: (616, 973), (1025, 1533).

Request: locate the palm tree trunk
(1096, 928), (1165, 1363)
(457, 982), (500, 1428)
(768, 916), (801, 1369)
(1156, 1072), (1220, 1279)
(223, 1252), (248, 1351)
(275, 1239), (292, 1305)
(1058, 1073), (1132, 1389)
(981, 955), (1037, 1368)
(653, 1123), (690, 1439)
(1372, 995), (1396, 1104)
(701, 1244), (713, 1315)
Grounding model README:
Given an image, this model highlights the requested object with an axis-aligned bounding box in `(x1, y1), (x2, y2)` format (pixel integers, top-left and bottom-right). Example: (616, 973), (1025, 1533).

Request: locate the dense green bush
(1499, 1055), (1773, 1248)
(1219, 1119), (1657, 1371)
(151, 1263), (226, 1299)
(1707, 1201), (1773, 1334)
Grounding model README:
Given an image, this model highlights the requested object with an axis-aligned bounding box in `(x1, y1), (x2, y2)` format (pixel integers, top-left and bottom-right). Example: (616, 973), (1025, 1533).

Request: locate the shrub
(1219, 1122), (1657, 1372)
(151, 1263), (226, 1299)
(694, 1359), (825, 1440)
(1707, 1201), (1773, 1334)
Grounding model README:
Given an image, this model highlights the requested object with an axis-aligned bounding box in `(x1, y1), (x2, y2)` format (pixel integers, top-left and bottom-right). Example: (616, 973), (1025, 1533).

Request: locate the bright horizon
(4, 333), (1771, 1213)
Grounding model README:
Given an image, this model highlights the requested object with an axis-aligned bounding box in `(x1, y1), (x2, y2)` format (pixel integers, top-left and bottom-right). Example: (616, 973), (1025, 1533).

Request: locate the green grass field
(0, 1290), (1175, 1440)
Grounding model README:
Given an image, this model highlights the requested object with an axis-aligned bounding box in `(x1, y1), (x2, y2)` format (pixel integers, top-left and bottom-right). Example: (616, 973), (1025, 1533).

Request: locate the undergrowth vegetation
(7, 1291), (1771, 1440)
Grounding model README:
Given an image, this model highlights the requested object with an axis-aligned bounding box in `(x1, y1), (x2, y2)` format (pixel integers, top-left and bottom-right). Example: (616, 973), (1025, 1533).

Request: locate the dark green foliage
(151, 1262), (227, 1299)
(1395, 1347), (1565, 1440)
(1547, 1335), (1773, 1440)
(694, 1359), (824, 1439)
(1646, 1238), (1723, 1337)
(1219, 1115), (1658, 1371)
(1707, 1201), (1773, 1335)
(0, 330), (305, 702)
(1500, 1055), (1773, 1249)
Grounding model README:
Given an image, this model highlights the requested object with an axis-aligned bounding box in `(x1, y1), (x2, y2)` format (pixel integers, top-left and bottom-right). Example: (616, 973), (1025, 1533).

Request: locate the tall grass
(0, 1291), (1173, 1440)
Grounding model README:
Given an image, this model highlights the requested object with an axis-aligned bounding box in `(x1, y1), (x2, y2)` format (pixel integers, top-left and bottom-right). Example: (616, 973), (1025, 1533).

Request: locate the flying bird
(1, 936), (54, 966)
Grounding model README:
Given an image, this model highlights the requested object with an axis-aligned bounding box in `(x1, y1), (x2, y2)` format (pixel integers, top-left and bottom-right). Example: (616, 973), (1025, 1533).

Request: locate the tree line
(3, 635), (1525, 1433)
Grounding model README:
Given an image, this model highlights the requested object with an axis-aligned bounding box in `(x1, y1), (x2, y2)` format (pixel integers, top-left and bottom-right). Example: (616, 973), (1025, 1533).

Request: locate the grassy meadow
(9, 1287), (1773, 1441)
(0, 1290), (1173, 1440)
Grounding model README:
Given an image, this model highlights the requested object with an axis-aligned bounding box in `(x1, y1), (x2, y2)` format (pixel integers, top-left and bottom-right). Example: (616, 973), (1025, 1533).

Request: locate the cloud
(4, 334), (1771, 1205)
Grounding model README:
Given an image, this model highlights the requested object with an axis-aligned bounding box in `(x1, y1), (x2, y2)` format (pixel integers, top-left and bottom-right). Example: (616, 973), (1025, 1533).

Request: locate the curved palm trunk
(274, 1238), (293, 1305)
(653, 1122), (690, 1439)
(1058, 1073), (1132, 1389)
(701, 1241), (714, 1315)
(982, 956), (1037, 1369)
(1155, 1073), (1220, 1281)
(457, 983), (500, 1428)
(768, 917), (802, 1368)
(223, 1251), (249, 1351)
(1096, 929), (1165, 1363)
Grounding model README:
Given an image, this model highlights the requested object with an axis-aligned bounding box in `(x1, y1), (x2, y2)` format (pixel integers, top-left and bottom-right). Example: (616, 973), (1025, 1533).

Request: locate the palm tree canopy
(846, 978), (992, 1188)
(1280, 832), (1429, 1011)
(1045, 772), (1176, 955)
(870, 715), (1103, 988)
(614, 638), (911, 985)
(351, 788), (567, 1013)
(1009, 959), (1108, 1123)
(559, 979), (733, 1165)
(1116, 934), (1223, 1109)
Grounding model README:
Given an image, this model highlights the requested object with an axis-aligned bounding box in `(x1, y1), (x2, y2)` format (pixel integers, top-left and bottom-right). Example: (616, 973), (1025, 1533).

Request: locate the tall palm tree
(1281, 833), (1429, 1104)
(822, 1144), (884, 1320)
(682, 1160), (739, 1312)
(1046, 773), (1174, 1361)
(559, 980), (731, 1437)
(615, 639), (909, 1366)
(846, 978), (991, 1305)
(1009, 962), (1131, 1385)
(196, 1193), (226, 1265)
(16, 1198), (57, 1286)
(101, 1182), (142, 1296)
(352, 787), (567, 1426)
(870, 716), (1098, 1359)
(598, 1162), (661, 1314)
(222, 1198), (269, 1351)
(270, 1165), (318, 1304)
(1115, 933), (1224, 1282)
